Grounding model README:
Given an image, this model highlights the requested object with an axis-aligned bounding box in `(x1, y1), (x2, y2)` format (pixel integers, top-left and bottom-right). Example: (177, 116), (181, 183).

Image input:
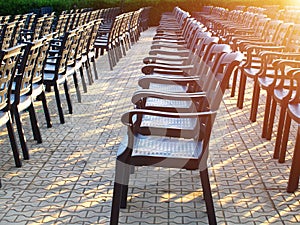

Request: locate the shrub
(0, 0), (293, 25)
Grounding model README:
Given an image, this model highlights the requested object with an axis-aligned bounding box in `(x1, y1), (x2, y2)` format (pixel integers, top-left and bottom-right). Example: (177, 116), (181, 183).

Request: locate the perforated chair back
(0, 45), (24, 110)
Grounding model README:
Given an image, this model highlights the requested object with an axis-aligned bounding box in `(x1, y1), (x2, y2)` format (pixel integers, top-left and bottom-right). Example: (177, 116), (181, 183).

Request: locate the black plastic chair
(43, 30), (76, 124)
(10, 37), (53, 161)
(0, 45), (25, 167)
(110, 52), (243, 225)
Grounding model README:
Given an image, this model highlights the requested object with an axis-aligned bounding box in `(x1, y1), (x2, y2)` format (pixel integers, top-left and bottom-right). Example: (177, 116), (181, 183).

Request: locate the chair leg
(54, 84), (65, 124)
(200, 168), (217, 225)
(274, 104), (288, 162)
(95, 48), (99, 58)
(237, 69), (246, 109)
(110, 160), (130, 225)
(72, 71), (82, 103)
(110, 181), (122, 225)
(267, 97), (277, 141)
(262, 92), (272, 139)
(278, 111), (291, 163)
(88, 64), (94, 85)
(107, 50), (114, 71)
(230, 67), (238, 97)
(6, 120), (22, 167)
(28, 103), (42, 144)
(91, 57), (99, 80)
(249, 79), (260, 122)
(13, 110), (29, 160)
(120, 164), (130, 209)
(63, 80), (73, 114)
(39, 91), (52, 128)
(287, 127), (300, 193)
(84, 63), (93, 86)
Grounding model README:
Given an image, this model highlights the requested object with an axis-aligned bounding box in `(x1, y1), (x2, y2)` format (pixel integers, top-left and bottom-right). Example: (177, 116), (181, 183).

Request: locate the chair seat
(81, 55), (88, 64)
(274, 88), (295, 102)
(44, 63), (56, 72)
(87, 51), (95, 59)
(0, 110), (9, 127)
(31, 83), (44, 99)
(288, 104), (300, 123)
(66, 66), (75, 77)
(140, 115), (197, 130)
(258, 76), (275, 89)
(43, 72), (66, 85)
(149, 83), (187, 92)
(10, 94), (32, 112)
(145, 97), (193, 109)
(244, 66), (274, 77)
(118, 134), (203, 169)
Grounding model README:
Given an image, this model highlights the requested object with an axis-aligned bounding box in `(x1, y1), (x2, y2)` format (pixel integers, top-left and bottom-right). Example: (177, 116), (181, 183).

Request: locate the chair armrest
(131, 90), (206, 104)
(273, 59), (300, 69)
(242, 46), (285, 67)
(141, 63), (193, 75)
(259, 51), (300, 58)
(143, 56), (188, 64)
(245, 45), (286, 52)
(290, 69), (300, 104)
(148, 49), (190, 57)
(138, 75), (199, 88)
(121, 109), (217, 127)
(151, 43), (188, 50)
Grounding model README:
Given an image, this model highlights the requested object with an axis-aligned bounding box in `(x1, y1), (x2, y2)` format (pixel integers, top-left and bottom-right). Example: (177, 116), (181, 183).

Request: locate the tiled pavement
(0, 27), (300, 225)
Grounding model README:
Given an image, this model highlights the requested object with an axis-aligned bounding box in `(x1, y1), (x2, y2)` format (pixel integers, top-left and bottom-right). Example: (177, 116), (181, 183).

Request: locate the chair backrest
(290, 69), (300, 104)
(1, 22), (18, 50)
(272, 22), (294, 46)
(262, 19), (282, 42)
(109, 14), (124, 44)
(285, 24), (300, 52)
(0, 15), (11, 24)
(196, 44), (232, 92)
(16, 41), (41, 97)
(55, 14), (69, 37)
(0, 44), (24, 110)
(253, 17), (270, 37)
(191, 36), (220, 75)
(201, 51), (243, 111)
(65, 27), (82, 67)
(32, 33), (55, 85)
(86, 19), (102, 54)
(30, 16), (45, 41)
(49, 30), (76, 76)
(40, 15), (55, 38)
(117, 12), (131, 40)
(11, 19), (25, 47)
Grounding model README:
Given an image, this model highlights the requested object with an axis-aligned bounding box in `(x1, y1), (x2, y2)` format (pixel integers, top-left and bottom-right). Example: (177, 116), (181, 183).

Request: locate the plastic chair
(0, 45), (23, 167)
(236, 21), (292, 121)
(30, 34), (55, 129)
(10, 35), (55, 160)
(254, 24), (300, 142)
(110, 51), (243, 225)
(43, 30), (76, 124)
(262, 61), (300, 162)
(281, 69), (300, 193)
(94, 13), (124, 69)
(137, 46), (241, 113)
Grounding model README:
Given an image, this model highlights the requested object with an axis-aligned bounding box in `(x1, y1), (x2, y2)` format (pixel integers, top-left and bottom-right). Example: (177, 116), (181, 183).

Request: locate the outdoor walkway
(0, 27), (300, 225)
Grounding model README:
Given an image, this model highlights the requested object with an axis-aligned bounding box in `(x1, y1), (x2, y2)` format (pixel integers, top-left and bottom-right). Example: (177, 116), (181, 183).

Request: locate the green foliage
(0, 0), (292, 25)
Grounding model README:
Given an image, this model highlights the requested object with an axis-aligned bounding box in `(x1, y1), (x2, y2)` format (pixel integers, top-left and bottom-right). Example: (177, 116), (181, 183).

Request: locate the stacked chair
(196, 5), (300, 192)
(110, 7), (243, 225)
